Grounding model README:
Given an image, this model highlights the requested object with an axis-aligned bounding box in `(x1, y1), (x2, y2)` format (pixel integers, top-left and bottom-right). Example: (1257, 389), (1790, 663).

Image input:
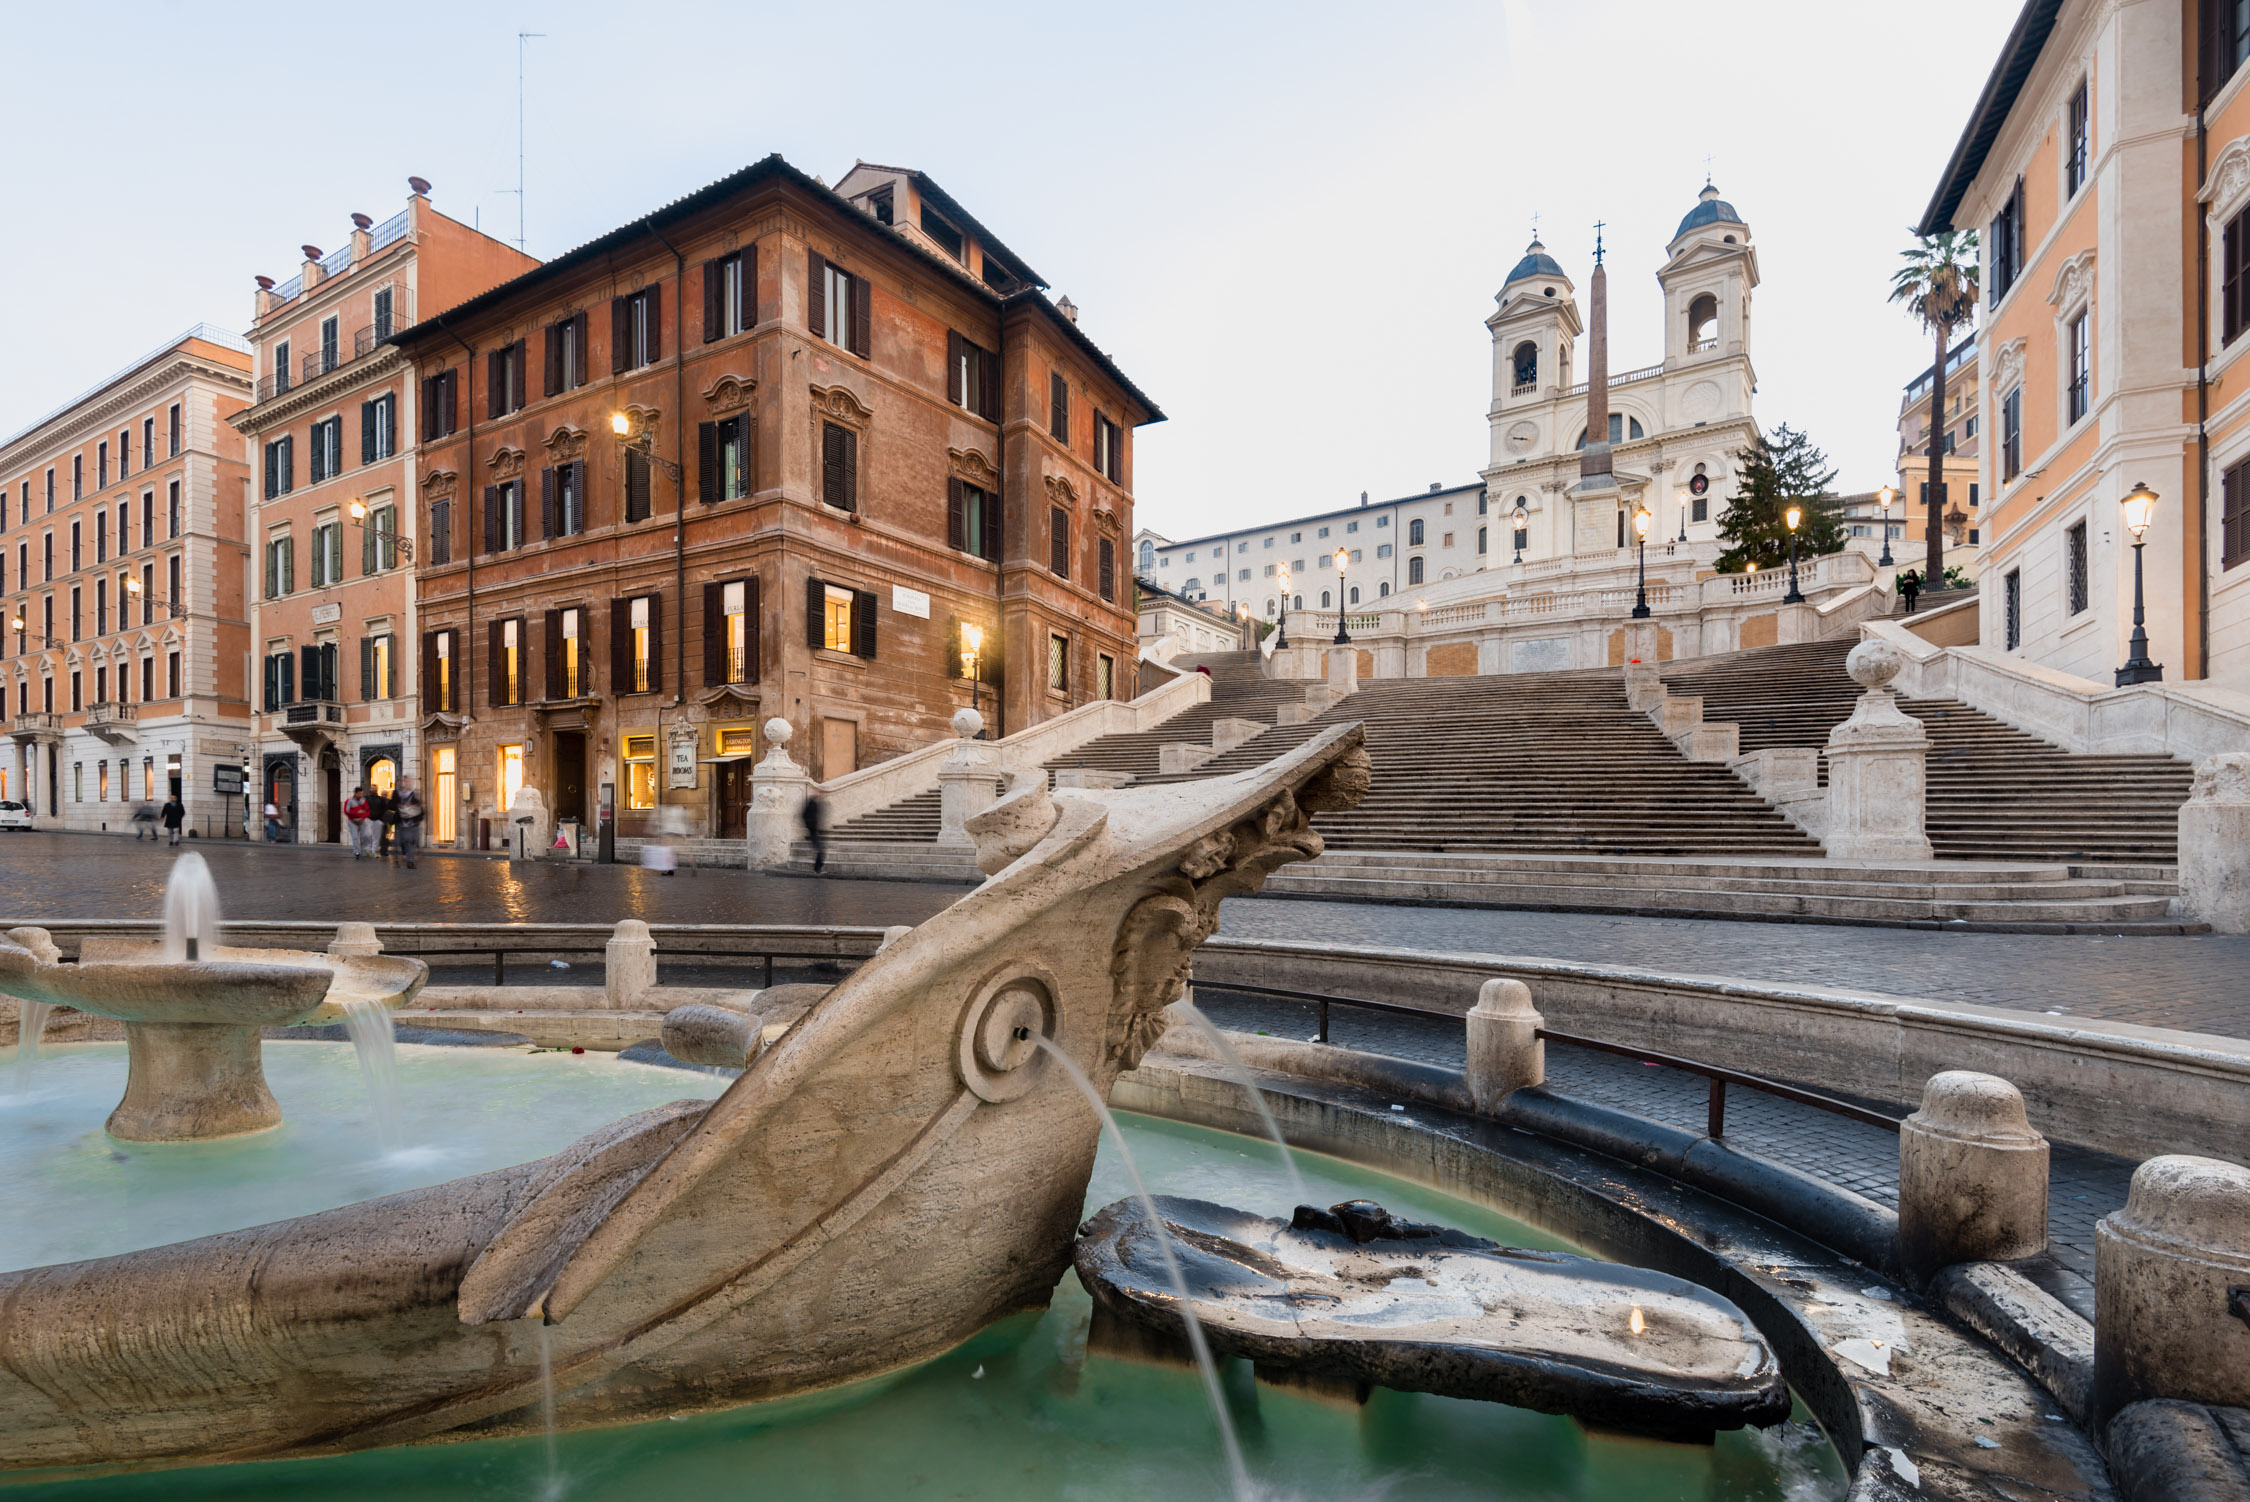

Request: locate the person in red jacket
(343, 786), (373, 859)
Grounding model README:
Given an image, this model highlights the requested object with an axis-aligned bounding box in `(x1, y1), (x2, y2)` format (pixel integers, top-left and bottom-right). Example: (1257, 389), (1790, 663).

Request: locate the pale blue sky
(1, 0), (2020, 533)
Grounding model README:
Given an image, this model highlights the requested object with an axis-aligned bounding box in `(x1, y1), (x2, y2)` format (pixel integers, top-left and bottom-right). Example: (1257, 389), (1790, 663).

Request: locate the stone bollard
(2091, 1155), (2250, 1433)
(327, 922), (382, 959)
(1822, 639), (1933, 861)
(744, 718), (812, 869)
(2179, 754), (2250, 933)
(1325, 644), (1359, 698)
(605, 919), (657, 1009)
(936, 710), (1002, 850)
(1465, 979), (1543, 1114)
(1896, 1071), (2048, 1283)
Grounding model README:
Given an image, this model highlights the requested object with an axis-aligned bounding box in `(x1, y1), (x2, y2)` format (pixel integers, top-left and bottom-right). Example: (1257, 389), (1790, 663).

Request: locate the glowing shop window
(434, 632), (451, 710)
(623, 734), (657, 811)
(496, 743), (524, 812)
(98, 762), (108, 802)
(716, 726), (758, 756)
(368, 757), (396, 797)
(722, 581), (747, 682)
(561, 608), (582, 697)
(502, 619), (521, 705)
(431, 748), (457, 844)
(822, 584), (855, 652)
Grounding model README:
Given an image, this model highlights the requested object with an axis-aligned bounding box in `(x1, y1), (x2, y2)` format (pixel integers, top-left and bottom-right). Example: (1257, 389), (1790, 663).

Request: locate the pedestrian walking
(394, 785), (425, 870)
(1899, 567), (1922, 614)
(131, 800), (158, 841)
(370, 786), (396, 859)
(802, 789), (829, 875)
(160, 795), (185, 847)
(263, 801), (283, 843)
(343, 786), (372, 858)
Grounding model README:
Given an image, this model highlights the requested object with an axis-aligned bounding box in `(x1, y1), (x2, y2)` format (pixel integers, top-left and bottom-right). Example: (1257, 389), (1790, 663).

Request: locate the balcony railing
(368, 208), (410, 253)
(1564, 362), (1664, 397)
(303, 348), (344, 383)
(256, 369), (293, 403)
(85, 701), (137, 726)
(284, 700), (346, 729)
(1689, 337), (1718, 354)
(9, 711), (62, 739)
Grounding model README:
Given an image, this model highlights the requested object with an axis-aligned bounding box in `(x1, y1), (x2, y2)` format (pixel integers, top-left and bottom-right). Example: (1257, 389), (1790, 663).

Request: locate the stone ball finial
(611, 919), (652, 942)
(1846, 638), (1905, 691)
(952, 708), (985, 740)
(1910, 1071), (2042, 1146)
(763, 718), (792, 747)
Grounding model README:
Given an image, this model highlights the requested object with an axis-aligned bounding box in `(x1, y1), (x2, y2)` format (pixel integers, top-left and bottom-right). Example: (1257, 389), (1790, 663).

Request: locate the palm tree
(1889, 231), (1980, 586)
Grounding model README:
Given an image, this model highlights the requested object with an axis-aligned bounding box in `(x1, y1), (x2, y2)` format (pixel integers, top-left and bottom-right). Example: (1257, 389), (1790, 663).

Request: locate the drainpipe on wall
(432, 316), (477, 830)
(2198, 102), (2213, 680)
(994, 303), (1010, 740)
(646, 225), (689, 713)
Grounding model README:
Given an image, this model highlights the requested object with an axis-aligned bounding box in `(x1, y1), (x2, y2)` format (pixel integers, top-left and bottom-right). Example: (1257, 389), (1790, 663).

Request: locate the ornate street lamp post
(2116, 481), (2164, 686)
(1331, 548), (1352, 645)
(1630, 505), (1653, 618)
(1875, 485), (1896, 567)
(1676, 486), (1689, 543)
(1782, 504), (1806, 603)
(1274, 563), (1290, 650)
(347, 497), (416, 561)
(1510, 501), (1528, 565)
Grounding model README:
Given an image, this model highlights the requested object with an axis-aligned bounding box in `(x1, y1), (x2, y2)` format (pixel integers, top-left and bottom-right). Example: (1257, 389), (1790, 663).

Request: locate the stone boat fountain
(0, 853), (426, 1141)
(0, 725), (1793, 1482)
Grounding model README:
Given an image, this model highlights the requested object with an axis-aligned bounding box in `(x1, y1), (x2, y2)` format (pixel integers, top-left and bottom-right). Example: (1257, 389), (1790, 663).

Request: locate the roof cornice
(1918, 0), (2068, 234)
(230, 347), (403, 436)
(0, 354), (251, 474)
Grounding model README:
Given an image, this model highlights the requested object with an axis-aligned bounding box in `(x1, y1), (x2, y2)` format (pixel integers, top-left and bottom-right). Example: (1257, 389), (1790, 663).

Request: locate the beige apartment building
(0, 325), (254, 831)
(230, 183), (534, 842)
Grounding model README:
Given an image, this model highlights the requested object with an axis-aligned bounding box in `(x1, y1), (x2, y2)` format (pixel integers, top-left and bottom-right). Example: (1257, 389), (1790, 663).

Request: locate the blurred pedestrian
(161, 795), (185, 847)
(264, 800), (283, 843)
(1899, 567), (1922, 614)
(395, 784), (425, 870)
(370, 785), (396, 859)
(802, 789), (829, 875)
(131, 800), (158, 841)
(343, 785), (372, 858)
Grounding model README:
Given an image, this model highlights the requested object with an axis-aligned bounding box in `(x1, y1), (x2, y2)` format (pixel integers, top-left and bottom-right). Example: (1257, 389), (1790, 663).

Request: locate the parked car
(0, 801), (32, 831)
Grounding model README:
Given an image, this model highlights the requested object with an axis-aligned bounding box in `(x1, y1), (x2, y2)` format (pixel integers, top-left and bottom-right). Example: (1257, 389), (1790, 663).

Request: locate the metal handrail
(1187, 978), (1904, 1141)
(403, 945), (863, 990)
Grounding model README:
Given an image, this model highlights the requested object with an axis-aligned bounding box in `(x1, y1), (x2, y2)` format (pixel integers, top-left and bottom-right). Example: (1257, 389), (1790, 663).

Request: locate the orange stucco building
(0, 327), (254, 831)
(393, 155), (1158, 851)
(230, 183), (535, 843)
(1923, 0), (2250, 685)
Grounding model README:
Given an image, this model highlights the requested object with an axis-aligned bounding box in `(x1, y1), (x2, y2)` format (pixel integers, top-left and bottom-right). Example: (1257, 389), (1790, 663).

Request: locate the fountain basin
(1076, 1194), (1791, 1439)
(1, 932), (425, 1141)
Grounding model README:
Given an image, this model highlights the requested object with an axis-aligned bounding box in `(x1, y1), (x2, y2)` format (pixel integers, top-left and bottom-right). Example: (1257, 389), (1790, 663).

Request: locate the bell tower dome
(1659, 184), (1758, 368)
(1486, 236), (1581, 471)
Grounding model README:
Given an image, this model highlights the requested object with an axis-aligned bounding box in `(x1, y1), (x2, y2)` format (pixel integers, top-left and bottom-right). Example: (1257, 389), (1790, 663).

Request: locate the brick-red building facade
(394, 155), (1158, 848)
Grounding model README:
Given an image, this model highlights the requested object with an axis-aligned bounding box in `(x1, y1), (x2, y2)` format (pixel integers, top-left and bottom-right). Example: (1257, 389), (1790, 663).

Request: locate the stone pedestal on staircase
(2180, 754), (2250, 933)
(1822, 640), (1933, 862)
(745, 718), (812, 870)
(936, 710), (1004, 851)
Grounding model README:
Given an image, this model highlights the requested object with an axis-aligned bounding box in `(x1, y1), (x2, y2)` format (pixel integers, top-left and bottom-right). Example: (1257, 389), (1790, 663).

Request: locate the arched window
(1687, 294), (1718, 348)
(1138, 539), (1155, 571)
(1266, 598), (1277, 616)
(1348, 586), (1360, 605)
(1378, 582), (1391, 597)
(1320, 589), (1331, 608)
(1408, 555), (1425, 584)
(1293, 594), (1303, 609)
(1408, 518), (1425, 545)
(1511, 341), (1538, 390)
(1575, 414), (1646, 448)
(1476, 527), (1487, 554)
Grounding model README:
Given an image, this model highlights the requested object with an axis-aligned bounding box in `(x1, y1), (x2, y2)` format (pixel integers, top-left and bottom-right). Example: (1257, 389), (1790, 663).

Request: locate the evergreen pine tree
(1713, 424), (1845, 573)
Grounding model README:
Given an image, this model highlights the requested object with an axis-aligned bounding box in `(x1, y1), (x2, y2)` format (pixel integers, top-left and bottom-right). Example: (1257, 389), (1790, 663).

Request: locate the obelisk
(1579, 225), (1612, 486)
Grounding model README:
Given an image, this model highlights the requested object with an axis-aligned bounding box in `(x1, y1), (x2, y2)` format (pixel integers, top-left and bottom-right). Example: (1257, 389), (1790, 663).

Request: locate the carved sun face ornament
(956, 968), (1058, 1103)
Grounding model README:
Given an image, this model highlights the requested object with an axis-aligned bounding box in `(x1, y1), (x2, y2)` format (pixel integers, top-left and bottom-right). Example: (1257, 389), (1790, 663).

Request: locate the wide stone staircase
(1658, 637), (2195, 865)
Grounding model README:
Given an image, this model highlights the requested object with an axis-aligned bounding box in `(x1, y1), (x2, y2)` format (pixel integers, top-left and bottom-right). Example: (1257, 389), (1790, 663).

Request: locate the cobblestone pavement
(1191, 989), (2126, 1309)
(0, 831), (955, 929)
(1217, 896), (2250, 1040)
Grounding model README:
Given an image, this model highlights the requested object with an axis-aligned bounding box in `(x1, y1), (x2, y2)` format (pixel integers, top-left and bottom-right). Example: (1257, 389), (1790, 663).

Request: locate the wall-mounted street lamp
(123, 577), (187, 621)
(7, 614), (65, 649)
(1782, 504), (1806, 603)
(959, 622), (984, 712)
(347, 498), (415, 561)
(1630, 505), (1653, 619)
(2116, 481), (2163, 686)
(1875, 485), (1896, 567)
(1331, 547), (1352, 645)
(611, 410), (684, 482)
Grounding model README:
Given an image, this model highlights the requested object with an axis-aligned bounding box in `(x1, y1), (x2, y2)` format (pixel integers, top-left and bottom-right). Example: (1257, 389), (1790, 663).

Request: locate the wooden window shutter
(512, 340), (527, 404)
(645, 593), (663, 693)
(421, 632), (439, 712)
(947, 476), (966, 550)
(1050, 372), (1068, 441)
(441, 371), (456, 435)
(544, 609), (563, 700)
(298, 645), (318, 703)
(572, 312), (589, 385)
(806, 574), (825, 648)
(573, 460), (588, 530)
(280, 650), (294, 703)
(841, 426), (859, 512)
(703, 580), (724, 684)
(982, 347), (1001, 424)
(698, 421), (720, 504)
(985, 486), (1004, 562)
(362, 510), (377, 575)
(703, 258), (723, 343)
(487, 349), (504, 419)
(745, 245), (758, 330)
(853, 587), (877, 660)
(361, 400), (377, 464)
(361, 636), (375, 701)
(606, 597), (628, 689)
(283, 435), (294, 491)
(611, 298), (629, 373)
(821, 424), (844, 507)
(1050, 507), (1069, 577)
(483, 486), (501, 554)
(420, 377), (436, 440)
(1099, 537), (1115, 601)
(947, 331), (964, 406)
(488, 621), (504, 707)
(808, 251), (828, 340)
(2229, 461), (2247, 567)
(2230, 213), (2246, 344)
(545, 324), (563, 396)
(541, 467), (557, 540)
(745, 576), (760, 682)
(851, 271), (872, 357)
(646, 286), (661, 363)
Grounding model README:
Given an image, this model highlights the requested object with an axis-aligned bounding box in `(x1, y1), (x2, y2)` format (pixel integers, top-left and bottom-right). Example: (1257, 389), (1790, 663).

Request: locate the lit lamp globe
(610, 411), (632, 437)
(1784, 505), (1802, 532)
(2122, 481), (2158, 539)
(349, 499), (367, 520)
(1633, 507), (1652, 540)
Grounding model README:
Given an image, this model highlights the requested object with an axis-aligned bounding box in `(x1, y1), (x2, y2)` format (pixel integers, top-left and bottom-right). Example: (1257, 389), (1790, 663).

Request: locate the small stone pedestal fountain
(0, 854), (425, 1142)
